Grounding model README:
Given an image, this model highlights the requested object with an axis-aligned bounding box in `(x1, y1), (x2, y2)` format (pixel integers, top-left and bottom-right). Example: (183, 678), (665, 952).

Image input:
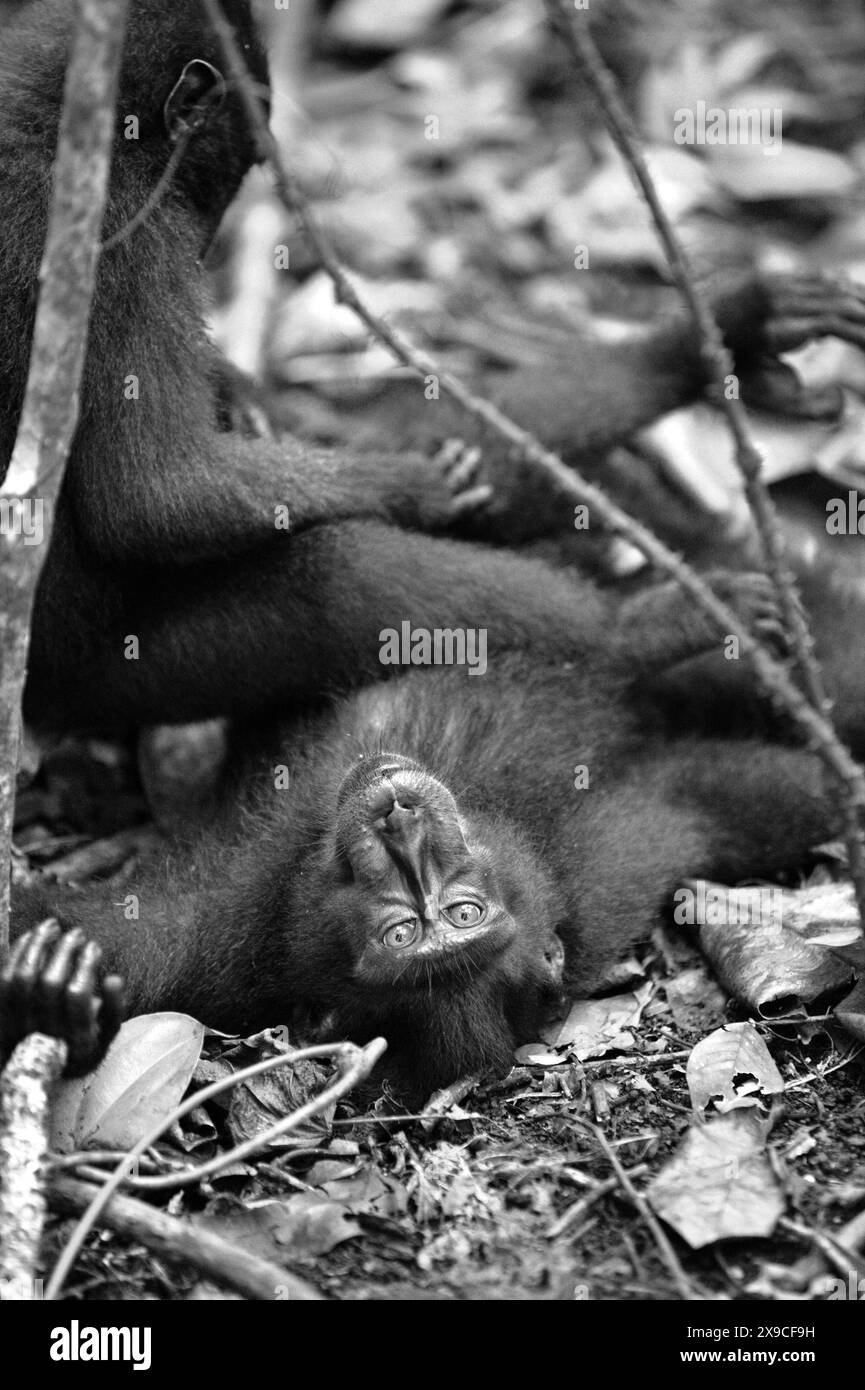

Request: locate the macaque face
(290, 752), (566, 1091)
(332, 754), (518, 985)
(328, 752), (564, 1007)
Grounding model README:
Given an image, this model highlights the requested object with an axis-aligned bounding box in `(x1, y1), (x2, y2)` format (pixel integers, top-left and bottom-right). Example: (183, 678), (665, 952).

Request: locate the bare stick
(421, 1073), (482, 1129)
(51, 1176), (323, 1301)
(785, 1202), (865, 1288)
(0, 1034), (67, 1295)
(779, 1215), (865, 1281)
(546, 1166), (649, 1240)
(587, 1122), (700, 1301)
(200, 1), (865, 856)
(543, 0), (865, 910)
(0, 0), (130, 950)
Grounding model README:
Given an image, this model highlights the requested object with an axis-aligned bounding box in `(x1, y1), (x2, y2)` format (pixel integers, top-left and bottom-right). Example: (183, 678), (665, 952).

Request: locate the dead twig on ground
(586, 1121), (702, 1300)
(52, 1176), (322, 1301)
(546, 1165), (650, 1240)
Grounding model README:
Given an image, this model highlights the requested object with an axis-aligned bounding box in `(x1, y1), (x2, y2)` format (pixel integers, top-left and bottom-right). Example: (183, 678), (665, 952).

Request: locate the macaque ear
(544, 933), (565, 984)
(163, 59), (227, 142)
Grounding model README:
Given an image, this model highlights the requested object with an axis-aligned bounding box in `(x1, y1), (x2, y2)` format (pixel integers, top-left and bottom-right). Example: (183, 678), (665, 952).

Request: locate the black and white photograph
(1, 0), (865, 1341)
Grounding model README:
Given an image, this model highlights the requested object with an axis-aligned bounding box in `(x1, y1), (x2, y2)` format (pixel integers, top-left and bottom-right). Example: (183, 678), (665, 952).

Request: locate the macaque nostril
(382, 800), (419, 832)
(369, 786), (398, 822)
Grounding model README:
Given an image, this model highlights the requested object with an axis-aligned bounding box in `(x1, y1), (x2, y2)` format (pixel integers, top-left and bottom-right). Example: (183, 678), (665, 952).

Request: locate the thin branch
(51, 1176), (322, 1301)
(586, 1122), (701, 1300)
(546, 1166), (649, 1240)
(0, 0), (130, 951)
(779, 1215), (865, 1281)
(785, 1199), (865, 1289)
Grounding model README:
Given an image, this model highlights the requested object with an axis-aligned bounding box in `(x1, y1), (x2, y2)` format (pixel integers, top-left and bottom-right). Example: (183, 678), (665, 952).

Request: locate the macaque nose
(369, 778), (419, 824)
(381, 799), (419, 838)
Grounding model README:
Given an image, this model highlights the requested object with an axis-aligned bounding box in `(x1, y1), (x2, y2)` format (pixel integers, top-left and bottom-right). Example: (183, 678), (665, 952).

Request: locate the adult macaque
(2, 1), (864, 733)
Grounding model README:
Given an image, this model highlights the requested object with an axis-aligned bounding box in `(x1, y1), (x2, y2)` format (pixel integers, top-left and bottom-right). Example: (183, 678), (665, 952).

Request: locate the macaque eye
(383, 919), (420, 950)
(444, 901), (485, 928)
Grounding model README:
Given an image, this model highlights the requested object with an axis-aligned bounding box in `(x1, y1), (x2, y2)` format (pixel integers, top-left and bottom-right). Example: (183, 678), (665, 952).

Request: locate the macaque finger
(448, 484), (494, 517)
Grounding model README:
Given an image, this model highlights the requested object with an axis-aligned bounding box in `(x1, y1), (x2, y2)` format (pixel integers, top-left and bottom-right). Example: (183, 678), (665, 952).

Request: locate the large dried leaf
(686, 1022), (783, 1115)
(695, 880), (858, 1012)
(546, 145), (718, 272)
(327, 0), (452, 52)
(664, 965), (728, 1033)
(710, 140), (857, 201)
(513, 1042), (568, 1067)
(318, 1167), (408, 1219)
(224, 1055), (335, 1152)
(193, 1029), (336, 1153)
(540, 983), (652, 1058)
(648, 1110), (782, 1248)
(640, 398), (865, 519)
(51, 1012), (204, 1152)
(201, 1197), (360, 1262)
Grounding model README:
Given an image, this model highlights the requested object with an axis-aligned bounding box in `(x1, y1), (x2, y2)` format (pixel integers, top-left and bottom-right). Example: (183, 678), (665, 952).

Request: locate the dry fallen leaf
(546, 143), (719, 273)
(51, 1012), (204, 1152)
(709, 139), (858, 201)
(648, 1110), (782, 1248)
(664, 965), (728, 1033)
(686, 1022), (784, 1115)
(540, 982), (653, 1059)
(694, 880), (858, 1013)
(327, 0), (452, 52)
(513, 1043), (567, 1067)
(200, 1197), (361, 1262)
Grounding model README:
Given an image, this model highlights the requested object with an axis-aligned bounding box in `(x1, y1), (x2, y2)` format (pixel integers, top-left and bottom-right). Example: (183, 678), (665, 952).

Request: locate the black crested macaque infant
(4, 588), (846, 1096)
